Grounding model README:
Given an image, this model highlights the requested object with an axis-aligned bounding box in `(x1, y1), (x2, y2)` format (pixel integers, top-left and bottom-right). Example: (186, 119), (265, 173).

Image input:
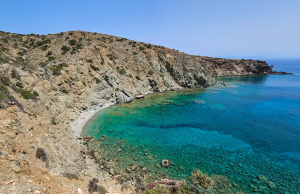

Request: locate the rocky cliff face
(0, 31), (272, 120)
(0, 30), (273, 193)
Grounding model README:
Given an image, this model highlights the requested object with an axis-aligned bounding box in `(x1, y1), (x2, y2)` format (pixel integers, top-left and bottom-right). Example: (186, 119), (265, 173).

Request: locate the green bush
(95, 78), (101, 84)
(33, 91), (39, 96)
(36, 39), (51, 47)
(191, 169), (212, 189)
(16, 82), (23, 88)
(82, 81), (86, 86)
(0, 84), (9, 99)
(100, 55), (104, 64)
(159, 74), (164, 78)
(135, 75), (140, 80)
(71, 43), (83, 54)
(11, 69), (20, 80)
(60, 173), (79, 180)
(49, 63), (68, 76)
(118, 68), (126, 75)
(0, 76), (10, 86)
(17, 52), (24, 56)
(148, 70), (154, 75)
(61, 45), (71, 54)
(20, 90), (36, 100)
(69, 39), (77, 46)
(141, 185), (171, 194)
(139, 46), (145, 51)
(47, 51), (53, 56)
(128, 74), (133, 78)
(47, 56), (56, 61)
(42, 45), (49, 51)
(36, 148), (49, 166)
(88, 178), (107, 194)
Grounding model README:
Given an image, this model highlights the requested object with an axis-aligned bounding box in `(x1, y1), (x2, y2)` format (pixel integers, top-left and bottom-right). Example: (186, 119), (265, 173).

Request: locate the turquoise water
(84, 60), (300, 193)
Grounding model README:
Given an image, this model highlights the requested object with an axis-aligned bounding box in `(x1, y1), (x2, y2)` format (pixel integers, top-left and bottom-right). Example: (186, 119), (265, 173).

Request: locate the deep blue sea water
(84, 60), (300, 193)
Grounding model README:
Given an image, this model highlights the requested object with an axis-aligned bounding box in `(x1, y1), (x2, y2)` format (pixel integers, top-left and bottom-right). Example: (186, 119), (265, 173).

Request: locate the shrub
(141, 185), (171, 194)
(191, 169), (212, 189)
(36, 39), (51, 47)
(69, 39), (77, 46)
(100, 55), (104, 64)
(49, 63), (68, 76)
(139, 46), (145, 51)
(128, 74), (133, 78)
(17, 52), (24, 56)
(135, 75), (140, 80)
(148, 70), (154, 75)
(0, 76), (10, 86)
(118, 68), (126, 75)
(68, 32), (73, 35)
(11, 69), (20, 80)
(0, 84), (9, 99)
(47, 56), (56, 61)
(16, 82), (23, 88)
(47, 51), (52, 56)
(95, 78), (101, 84)
(36, 148), (49, 166)
(71, 43), (84, 54)
(82, 81), (86, 86)
(60, 173), (79, 180)
(42, 45), (49, 51)
(61, 45), (71, 53)
(115, 88), (120, 91)
(121, 183), (132, 191)
(20, 90), (36, 100)
(132, 51), (137, 55)
(33, 91), (39, 96)
(88, 178), (107, 194)
(159, 74), (164, 78)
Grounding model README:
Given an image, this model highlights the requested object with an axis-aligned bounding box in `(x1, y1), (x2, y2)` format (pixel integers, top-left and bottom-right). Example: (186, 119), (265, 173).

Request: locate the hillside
(0, 30), (273, 193)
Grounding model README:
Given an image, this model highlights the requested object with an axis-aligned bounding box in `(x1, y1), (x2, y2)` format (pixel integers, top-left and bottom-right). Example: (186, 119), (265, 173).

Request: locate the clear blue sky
(1, 0), (299, 59)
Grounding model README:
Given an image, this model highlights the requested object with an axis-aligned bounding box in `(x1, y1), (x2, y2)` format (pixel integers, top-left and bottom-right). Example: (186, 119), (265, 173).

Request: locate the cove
(83, 60), (300, 193)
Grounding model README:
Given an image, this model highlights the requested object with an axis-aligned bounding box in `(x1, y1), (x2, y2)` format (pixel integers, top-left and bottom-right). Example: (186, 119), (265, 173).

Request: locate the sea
(83, 59), (300, 193)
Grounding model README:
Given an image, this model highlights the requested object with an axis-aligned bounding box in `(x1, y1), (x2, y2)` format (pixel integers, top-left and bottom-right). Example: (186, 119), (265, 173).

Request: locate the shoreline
(72, 103), (115, 136)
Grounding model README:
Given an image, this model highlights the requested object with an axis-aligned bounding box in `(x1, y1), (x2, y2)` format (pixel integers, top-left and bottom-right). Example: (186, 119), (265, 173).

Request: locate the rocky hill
(0, 30), (273, 193)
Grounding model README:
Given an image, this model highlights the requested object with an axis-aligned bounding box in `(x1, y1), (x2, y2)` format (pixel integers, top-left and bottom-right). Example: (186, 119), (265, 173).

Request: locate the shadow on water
(218, 75), (268, 85)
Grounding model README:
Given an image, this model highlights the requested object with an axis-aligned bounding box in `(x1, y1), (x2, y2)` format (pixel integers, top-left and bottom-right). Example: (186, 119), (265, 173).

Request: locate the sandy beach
(72, 104), (113, 136)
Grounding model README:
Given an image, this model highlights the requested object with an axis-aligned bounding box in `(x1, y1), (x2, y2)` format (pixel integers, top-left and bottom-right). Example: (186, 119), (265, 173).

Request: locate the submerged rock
(161, 159), (170, 168)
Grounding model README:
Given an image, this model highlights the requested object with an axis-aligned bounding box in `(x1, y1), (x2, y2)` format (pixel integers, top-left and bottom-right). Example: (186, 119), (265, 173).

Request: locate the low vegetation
(88, 178), (107, 194)
(49, 63), (68, 76)
(148, 70), (154, 75)
(191, 169), (212, 189)
(118, 68), (126, 75)
(36, 147), (49, 166)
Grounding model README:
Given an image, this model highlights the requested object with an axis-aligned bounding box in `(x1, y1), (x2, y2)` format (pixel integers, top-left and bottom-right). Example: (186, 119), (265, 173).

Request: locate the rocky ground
(0, 30), (274, 193)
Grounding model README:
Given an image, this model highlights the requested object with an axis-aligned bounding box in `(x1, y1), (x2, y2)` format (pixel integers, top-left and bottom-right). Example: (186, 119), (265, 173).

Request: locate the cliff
(0, 30), (273, 193)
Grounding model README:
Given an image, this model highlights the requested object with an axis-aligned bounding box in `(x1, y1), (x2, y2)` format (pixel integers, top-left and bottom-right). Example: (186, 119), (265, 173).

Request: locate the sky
(1, 0), (299, 59)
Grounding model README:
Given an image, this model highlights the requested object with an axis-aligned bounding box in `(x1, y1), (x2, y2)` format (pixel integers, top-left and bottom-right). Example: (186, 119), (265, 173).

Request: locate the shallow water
(84, 60), (300, 193)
